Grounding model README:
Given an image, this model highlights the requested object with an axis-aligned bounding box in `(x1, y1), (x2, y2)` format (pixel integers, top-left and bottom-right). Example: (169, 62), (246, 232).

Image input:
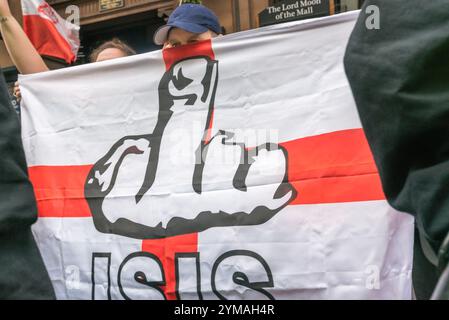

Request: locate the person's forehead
(96, 48), (127, 61)
(168, 28), (203, 40)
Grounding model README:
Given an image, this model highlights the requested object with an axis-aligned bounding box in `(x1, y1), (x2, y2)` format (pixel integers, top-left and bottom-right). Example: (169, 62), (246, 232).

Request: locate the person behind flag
(153, 3), (222, 49)
(0, 0), (136, 73)
(89, 38), (136, 63)
(0, 0), (136, 101)
(12, 38), (136, 102)
(3, 2), (220, 101)
(0, 1), (221, 75)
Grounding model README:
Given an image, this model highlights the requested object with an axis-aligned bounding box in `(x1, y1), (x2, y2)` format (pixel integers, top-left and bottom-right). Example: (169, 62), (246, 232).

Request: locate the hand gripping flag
(21, 0), (80, 64)
(20, 12), (415, 300)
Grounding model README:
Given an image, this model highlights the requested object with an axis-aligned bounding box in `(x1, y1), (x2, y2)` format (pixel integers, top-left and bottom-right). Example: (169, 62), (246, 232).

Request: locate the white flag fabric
(19, 11), (415, 300)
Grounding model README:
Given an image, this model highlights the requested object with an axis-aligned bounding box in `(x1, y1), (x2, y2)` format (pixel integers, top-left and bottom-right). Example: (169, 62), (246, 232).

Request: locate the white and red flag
(21, 0), (80, 64)
(19, 12), (415, 300)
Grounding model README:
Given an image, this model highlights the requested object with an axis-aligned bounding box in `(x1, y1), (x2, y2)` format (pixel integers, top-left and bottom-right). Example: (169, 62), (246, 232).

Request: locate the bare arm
(0, 1), (48, 74)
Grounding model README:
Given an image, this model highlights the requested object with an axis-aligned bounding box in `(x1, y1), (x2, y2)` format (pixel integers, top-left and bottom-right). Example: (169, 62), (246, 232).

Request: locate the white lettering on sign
(267, 0), (325, 22)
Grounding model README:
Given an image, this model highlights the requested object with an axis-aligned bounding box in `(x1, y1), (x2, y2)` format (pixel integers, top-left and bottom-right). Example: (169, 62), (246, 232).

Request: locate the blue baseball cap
(154, 4), (221, 45)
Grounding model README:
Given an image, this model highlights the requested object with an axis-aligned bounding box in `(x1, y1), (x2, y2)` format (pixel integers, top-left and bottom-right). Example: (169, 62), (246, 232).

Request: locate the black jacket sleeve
(345, 0), (449, 252)
(344, 0), (449, 298)
(0, 71), (55, 299)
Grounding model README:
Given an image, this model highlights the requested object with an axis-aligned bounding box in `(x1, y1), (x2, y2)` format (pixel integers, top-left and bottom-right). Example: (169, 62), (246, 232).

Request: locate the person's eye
(188, 39), (199, 44)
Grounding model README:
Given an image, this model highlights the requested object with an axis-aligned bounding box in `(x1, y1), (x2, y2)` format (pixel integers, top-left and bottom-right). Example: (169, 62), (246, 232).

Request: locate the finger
(245, 145), (295, 210)
(85, 136), (152, 229)
(155, 57), (219, 195)
(87, 138), (151, 196)
(200, 131), (244, 193)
